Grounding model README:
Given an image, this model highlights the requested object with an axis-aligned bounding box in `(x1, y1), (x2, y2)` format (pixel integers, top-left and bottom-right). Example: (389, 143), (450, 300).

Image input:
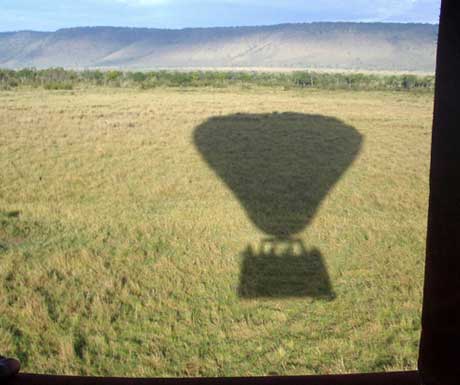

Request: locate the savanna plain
(0, 86), (432, 376)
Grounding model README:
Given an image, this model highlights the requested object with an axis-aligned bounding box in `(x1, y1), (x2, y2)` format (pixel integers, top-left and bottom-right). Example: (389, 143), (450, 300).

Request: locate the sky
(0, 0), (441, 32)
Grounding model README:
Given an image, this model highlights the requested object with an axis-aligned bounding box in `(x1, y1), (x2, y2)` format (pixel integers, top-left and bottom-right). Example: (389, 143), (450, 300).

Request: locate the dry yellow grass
(0, 87), (432, 376)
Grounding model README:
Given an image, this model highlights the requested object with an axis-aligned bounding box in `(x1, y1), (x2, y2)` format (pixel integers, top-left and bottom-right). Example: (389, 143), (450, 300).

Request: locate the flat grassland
(0, 87), (432, 376)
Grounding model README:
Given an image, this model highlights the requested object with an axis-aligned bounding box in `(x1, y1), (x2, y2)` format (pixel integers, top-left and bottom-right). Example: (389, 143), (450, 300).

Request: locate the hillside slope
(0, 23), (438, 72)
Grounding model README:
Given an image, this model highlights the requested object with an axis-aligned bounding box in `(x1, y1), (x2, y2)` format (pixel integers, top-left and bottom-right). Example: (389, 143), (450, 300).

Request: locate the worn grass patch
(0, 87), (432, 376)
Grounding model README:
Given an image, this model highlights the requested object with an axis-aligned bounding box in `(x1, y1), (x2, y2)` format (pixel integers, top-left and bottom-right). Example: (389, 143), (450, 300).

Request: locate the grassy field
(0, 86), (432, 377)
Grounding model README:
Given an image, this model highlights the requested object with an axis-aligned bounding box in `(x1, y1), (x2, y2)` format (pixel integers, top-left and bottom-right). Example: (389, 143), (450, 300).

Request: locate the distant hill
(0, 23), (438, 72)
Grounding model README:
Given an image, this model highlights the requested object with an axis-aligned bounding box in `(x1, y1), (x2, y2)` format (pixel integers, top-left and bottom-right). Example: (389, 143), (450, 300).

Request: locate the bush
(44, 82), (74, 90)
(130, 72), (147, 82)
(0, 68), (436, 92)
(105, 71), (122, 83)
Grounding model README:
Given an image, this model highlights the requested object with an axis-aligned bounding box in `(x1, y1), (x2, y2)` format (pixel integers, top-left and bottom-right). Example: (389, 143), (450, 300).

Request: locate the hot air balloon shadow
(194, 112), (362, 299)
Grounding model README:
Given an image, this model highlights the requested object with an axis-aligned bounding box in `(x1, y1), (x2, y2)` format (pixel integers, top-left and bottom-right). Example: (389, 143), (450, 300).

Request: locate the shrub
(44, 82), (74, 90)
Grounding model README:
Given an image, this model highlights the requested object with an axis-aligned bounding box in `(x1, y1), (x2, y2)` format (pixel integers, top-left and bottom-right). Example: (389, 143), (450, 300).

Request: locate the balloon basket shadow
(238, 238), (335, 300)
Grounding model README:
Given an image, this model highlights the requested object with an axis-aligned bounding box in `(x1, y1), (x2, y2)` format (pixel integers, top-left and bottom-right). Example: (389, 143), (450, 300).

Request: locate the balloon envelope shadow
(194, 112), (362, 299)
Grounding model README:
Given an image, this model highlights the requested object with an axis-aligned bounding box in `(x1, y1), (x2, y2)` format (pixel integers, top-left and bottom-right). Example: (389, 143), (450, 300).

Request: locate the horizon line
(0, 20), (440, 34)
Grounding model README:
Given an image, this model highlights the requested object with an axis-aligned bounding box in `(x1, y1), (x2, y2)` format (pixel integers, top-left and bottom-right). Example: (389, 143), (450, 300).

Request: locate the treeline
(0, 67), (435, 91)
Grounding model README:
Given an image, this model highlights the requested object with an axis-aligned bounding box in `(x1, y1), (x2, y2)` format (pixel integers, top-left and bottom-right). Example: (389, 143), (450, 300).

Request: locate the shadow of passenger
(239, 239), (334, 299)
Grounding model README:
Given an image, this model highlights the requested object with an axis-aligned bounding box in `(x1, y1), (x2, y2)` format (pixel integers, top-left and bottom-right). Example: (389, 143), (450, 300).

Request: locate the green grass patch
(0, 87), (431, 376)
